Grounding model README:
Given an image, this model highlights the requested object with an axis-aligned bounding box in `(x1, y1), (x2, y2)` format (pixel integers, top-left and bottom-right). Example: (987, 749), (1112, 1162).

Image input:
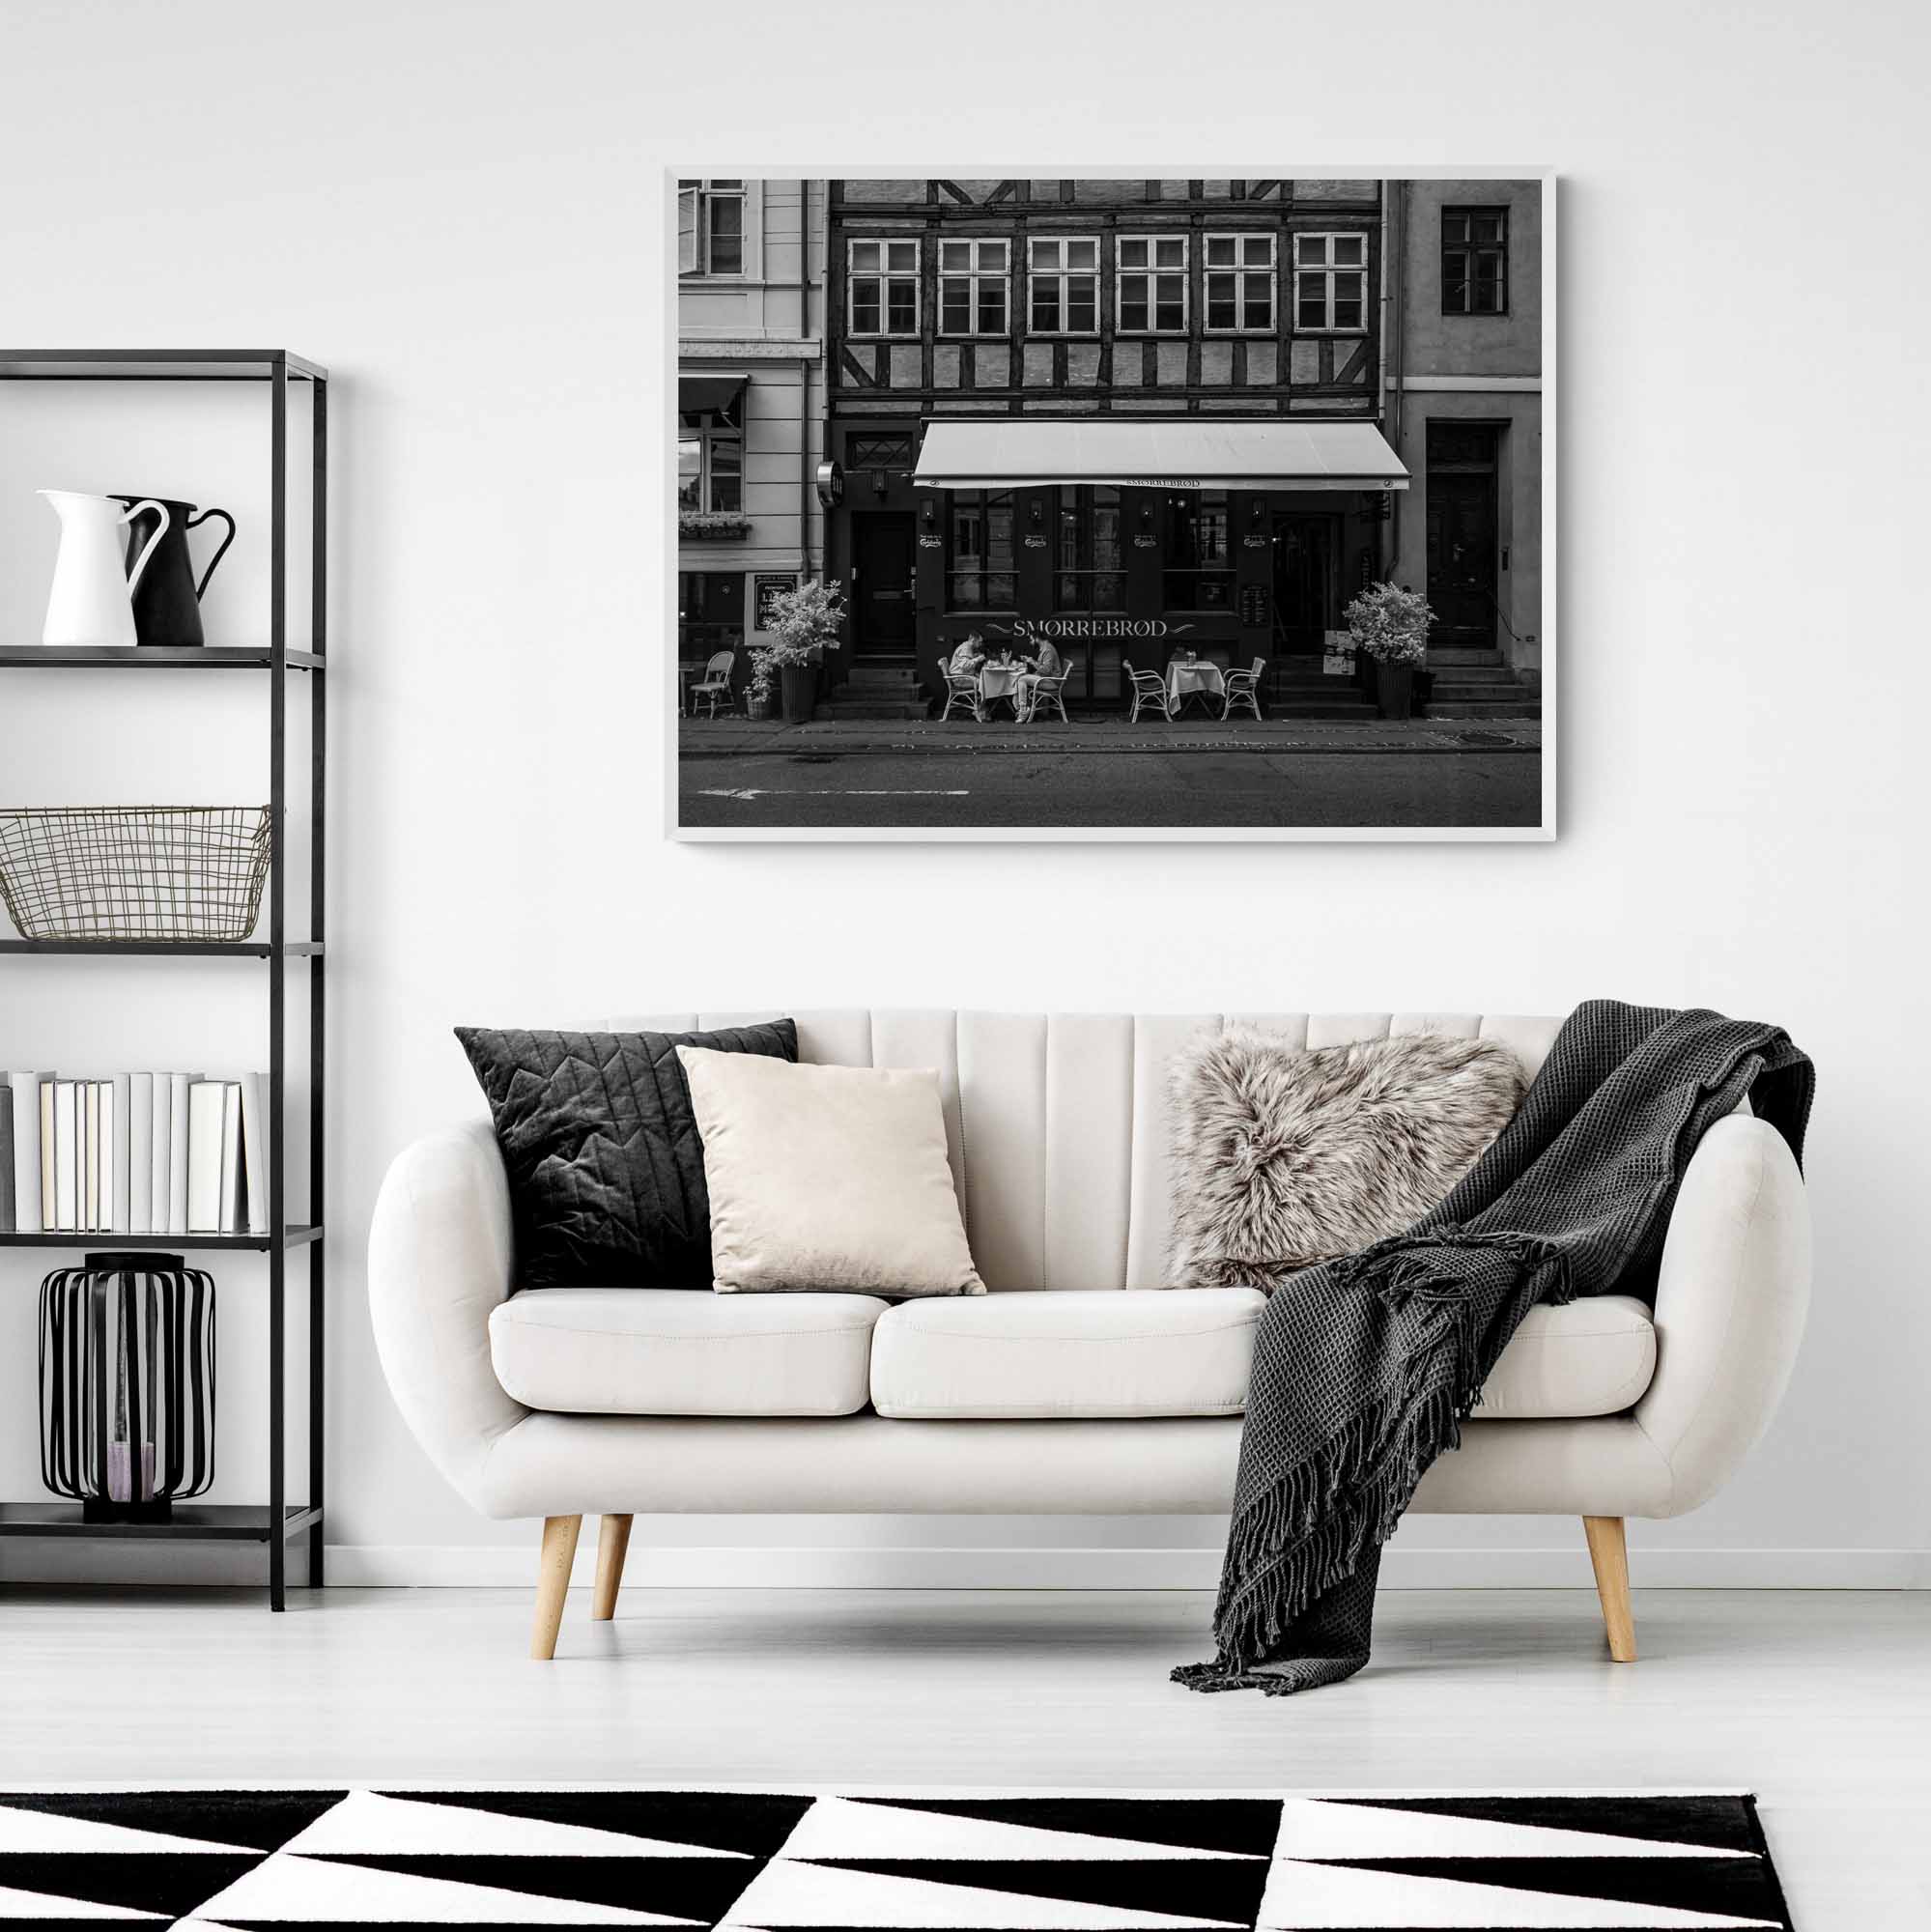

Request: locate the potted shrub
(752, 577), (848, 724)
(1344, 581), (1434, 721)
(745, 665), (775, 722)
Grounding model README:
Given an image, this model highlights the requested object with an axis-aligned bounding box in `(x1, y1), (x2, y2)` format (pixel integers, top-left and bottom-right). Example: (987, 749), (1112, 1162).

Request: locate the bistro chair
(1124, 659), (1175, 724)
(690, 650), (737, 720)
(940, 666), (983, 722)
(1221, 656), (1267, 722)
(1021, 666), (1071, 724)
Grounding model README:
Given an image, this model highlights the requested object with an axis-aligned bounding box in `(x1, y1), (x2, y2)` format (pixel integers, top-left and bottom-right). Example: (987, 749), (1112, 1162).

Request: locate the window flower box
(679, 510), (752, 541)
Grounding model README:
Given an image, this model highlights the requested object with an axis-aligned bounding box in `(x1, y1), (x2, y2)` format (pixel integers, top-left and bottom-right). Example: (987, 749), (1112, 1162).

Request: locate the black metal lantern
(39, 1252), (215, 1522)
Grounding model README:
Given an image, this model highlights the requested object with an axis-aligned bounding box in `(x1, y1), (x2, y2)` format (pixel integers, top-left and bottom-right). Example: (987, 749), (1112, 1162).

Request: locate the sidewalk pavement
(680, 714), (1543, 757)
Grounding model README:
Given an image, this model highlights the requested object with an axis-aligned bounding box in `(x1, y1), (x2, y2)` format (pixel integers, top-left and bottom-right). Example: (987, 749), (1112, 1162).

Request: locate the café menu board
(753, 573), (797, 633)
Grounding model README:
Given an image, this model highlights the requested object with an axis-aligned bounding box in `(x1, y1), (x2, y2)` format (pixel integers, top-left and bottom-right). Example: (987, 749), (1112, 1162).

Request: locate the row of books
(0, 1072), (270, 1237)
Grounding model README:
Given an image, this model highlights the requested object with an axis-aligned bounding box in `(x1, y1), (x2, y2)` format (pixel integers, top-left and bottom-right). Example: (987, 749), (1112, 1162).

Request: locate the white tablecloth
(1166, 662), (1226, 705)
(979, 666), (1023, 703)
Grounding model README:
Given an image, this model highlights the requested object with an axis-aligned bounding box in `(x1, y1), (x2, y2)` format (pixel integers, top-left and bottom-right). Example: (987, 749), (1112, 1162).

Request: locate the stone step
(1423, 666), (1521, 684)
(1423, 700), (1543, 719)
(1428, 647), (1506, 668)
(816, 701), (928, 721)
(1426, 684), (1539, 704)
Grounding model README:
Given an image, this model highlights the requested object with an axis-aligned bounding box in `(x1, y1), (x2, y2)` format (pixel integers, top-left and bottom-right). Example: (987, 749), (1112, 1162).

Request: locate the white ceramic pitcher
(40, 490), (170, 648)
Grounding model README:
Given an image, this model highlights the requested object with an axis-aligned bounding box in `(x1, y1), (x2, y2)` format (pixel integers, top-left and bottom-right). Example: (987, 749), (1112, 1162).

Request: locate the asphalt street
(680, 748), (1541, 830)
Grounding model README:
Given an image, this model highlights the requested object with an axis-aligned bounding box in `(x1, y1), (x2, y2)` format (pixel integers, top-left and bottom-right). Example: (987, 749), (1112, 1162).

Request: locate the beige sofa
(368, 1009), (1811, 1662)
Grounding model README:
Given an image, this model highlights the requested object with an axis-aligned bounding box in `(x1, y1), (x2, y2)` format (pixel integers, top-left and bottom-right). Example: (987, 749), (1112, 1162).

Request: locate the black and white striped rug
(0, 1787), (1792, 1929)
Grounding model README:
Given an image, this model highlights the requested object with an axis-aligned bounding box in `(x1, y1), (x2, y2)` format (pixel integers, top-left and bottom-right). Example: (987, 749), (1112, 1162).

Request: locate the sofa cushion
(489, 1287), (888, 1417)
(1476, 1294), (1659, 1419)
(679, 1048), (984, 1297)
(868, 1287), (1656, 1421)
(454, 1020), (797, 1290)
(869, 1288), (1264, 1419)
(1167, 1028), (1526, 1291)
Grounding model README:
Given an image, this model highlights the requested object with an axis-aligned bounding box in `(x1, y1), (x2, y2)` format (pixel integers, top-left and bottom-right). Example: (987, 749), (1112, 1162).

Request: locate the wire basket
(0, 807), (272, 943)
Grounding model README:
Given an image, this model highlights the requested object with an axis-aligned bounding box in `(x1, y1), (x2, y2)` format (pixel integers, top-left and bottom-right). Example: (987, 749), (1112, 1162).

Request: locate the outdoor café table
(1166, 659), (1227, 718)
(978, 664), (1023, 719)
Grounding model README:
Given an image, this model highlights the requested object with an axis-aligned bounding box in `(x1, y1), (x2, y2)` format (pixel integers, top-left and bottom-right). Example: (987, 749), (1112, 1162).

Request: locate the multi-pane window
(677, 395), (743, 513)
(1053, 488), (1125, 611)
(1292, 232), (1369, 331)
(1441, 208), (1508, 314)
(939, 239), (1009, 336)
(948, 491), (1017, 610)
(1163, 495), (1234, 610)
(1204, 233), (1276, 331)
(848, 240), (921, 337)
(676, 180), (746, 276)
(1116, 235), (1187, 332)
(1028, 237), (1099, 334)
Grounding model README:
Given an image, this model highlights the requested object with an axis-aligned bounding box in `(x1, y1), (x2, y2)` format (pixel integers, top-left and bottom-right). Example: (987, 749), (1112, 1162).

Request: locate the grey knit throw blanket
(1174, 999), (1813, 1697)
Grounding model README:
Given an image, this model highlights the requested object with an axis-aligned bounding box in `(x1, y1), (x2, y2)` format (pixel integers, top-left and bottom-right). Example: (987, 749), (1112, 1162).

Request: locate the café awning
(912, 418), (1408, 492)
(677, 371), (749, 412)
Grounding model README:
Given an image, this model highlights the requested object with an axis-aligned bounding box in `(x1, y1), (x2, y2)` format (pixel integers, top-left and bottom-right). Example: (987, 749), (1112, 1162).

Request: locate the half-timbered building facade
(820, 177), (1407, 707)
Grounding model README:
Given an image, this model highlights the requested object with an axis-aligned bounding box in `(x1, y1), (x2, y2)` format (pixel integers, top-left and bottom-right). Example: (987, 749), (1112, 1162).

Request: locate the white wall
(0, 0), (1925, 1591)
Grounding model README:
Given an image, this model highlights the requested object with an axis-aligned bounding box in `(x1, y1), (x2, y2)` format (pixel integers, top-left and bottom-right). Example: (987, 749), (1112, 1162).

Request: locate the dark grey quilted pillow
(455, 1021), (797, 1289)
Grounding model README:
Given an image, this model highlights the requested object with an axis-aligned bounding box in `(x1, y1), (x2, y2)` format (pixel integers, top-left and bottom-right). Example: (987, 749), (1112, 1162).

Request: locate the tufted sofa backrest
(603, 1011), (1560, 1293)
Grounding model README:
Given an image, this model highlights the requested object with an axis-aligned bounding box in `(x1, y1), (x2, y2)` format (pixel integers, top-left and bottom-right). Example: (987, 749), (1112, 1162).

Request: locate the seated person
(1014, 638), (1065, 721)
(948, 634), (986, 678)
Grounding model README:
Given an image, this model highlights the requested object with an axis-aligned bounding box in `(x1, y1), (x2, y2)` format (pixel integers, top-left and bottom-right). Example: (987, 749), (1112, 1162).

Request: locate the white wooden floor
(0, 1586), (1923, 1929)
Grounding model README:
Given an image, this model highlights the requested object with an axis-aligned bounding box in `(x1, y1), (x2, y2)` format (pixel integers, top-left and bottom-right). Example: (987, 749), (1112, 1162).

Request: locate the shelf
(0, 646), (324, 670)
(0, 350), (327, 384)
(1, 342), (328, 1609)
(0, 1225), (322, 1253)
(0, 1503), (320, 1543)
(0, 939), (322, 957)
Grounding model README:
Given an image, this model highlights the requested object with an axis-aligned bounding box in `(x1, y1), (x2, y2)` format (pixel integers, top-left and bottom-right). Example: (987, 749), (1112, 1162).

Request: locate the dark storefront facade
(821, 179), (1406, 705)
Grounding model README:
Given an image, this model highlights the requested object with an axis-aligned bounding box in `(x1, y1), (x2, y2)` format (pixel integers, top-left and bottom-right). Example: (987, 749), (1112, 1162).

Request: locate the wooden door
(851, 513), (916, 658)
(1270, 515), (1338, 656)
(1426, 426), (1500, 647)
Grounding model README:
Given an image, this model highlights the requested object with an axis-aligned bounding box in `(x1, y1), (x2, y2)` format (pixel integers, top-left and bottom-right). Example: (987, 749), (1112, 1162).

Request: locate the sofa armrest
(1631, 1113), (1812, 1517)
(368, 1120), (528, 1513)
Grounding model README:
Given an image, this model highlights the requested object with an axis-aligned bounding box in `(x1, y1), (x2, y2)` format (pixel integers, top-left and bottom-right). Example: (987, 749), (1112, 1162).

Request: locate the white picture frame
(667, 167), (1555, 843)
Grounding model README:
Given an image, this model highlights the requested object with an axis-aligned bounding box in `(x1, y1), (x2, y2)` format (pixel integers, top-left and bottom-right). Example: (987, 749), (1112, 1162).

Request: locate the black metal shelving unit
(0, 349), (326, 1609)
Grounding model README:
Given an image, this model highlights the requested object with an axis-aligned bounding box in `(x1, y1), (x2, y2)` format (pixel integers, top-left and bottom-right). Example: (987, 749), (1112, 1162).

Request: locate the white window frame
(678, 180), (752, 279)
(1203, 231), (1277, 334)
(1115, 233), (1190, 335)
(846, 237), (922, 339)
(1027, 235), (1101, 337)
(678, 417), (744, 515)
(1292, 231), (1370, 334)
(936, 238), (1010, 338)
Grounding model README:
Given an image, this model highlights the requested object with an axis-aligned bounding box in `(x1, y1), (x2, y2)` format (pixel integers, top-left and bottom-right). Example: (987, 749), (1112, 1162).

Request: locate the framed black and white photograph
(670, 171), (1554, 840)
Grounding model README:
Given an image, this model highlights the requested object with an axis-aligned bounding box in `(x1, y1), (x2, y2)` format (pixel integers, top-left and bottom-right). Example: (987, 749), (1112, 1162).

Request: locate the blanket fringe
(1188, 1228), (1573, 1679)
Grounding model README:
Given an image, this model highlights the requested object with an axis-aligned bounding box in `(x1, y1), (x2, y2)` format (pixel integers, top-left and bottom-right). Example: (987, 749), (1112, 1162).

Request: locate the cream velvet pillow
(677, 1047), (984, 1296)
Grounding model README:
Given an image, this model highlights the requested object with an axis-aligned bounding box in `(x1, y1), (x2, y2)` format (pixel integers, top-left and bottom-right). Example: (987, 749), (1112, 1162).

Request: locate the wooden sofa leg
(592, 1514), (634, 1622)
(530, 1515), (582, 1661)
(1583, 1515), (1637, 1662)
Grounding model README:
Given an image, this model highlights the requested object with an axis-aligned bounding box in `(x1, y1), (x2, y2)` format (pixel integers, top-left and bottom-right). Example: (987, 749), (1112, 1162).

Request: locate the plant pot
(746, 690), (774, 722)
(1374, 660), (1415, 721)
(780, 664), (817, 724)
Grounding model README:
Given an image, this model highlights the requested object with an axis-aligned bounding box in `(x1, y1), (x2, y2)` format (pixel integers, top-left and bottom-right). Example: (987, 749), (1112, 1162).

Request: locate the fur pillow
(1168, 1029), (1525, 1291)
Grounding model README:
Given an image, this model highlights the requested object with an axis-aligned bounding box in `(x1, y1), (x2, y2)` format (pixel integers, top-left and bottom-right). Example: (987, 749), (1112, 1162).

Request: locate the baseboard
(325, 1544), (1931, 1591)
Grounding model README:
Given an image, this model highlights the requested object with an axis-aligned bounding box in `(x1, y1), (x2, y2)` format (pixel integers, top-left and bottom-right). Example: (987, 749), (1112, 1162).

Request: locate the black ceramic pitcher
(114, 496), (236, 648)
